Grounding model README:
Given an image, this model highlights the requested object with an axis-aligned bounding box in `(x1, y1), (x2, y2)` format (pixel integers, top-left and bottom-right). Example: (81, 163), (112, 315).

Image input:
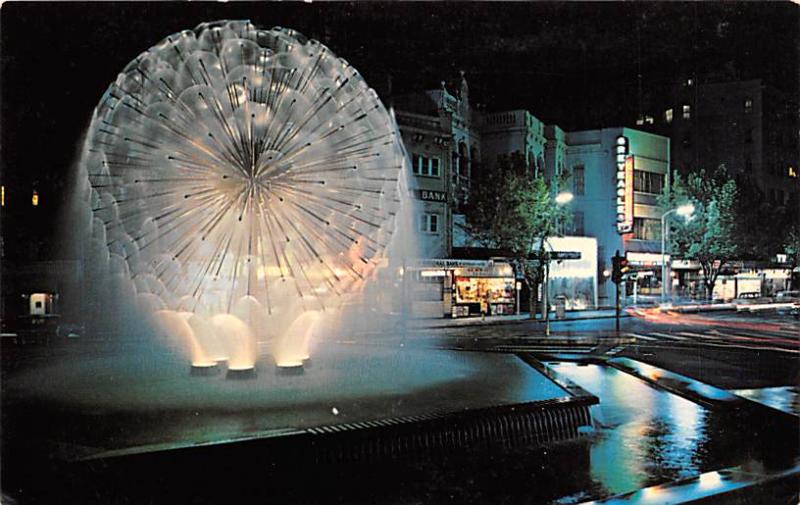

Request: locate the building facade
(563, 128), (670, 305)
(394, 74), (672, 312)
(634, 78), (799, 209)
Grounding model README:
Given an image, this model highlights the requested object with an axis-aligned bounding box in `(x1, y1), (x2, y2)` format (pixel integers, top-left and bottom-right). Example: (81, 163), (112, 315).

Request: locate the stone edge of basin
(516, 353), (600, 405)
(79, 394), (598, 463)
(607, 357), (797, 416)
(577, 463), (800, 504)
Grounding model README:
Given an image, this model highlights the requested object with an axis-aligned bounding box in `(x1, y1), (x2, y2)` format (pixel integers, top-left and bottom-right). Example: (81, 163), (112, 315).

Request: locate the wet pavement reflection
(548, 362), (745, 500)
(732, 386), (800, 416)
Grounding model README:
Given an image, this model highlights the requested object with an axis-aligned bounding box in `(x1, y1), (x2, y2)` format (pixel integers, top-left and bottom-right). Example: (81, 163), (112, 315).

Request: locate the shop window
(633, 170), (664, 194)
(573, 165), (585, 196)
(682, 104), (691, 120)
(633, 217), (661, 241)
(420, 213), (439, 233)
(453, 275), (516, 316)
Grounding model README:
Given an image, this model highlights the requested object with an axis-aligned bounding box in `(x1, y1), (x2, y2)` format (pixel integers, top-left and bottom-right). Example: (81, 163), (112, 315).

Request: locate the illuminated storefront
(411, 259), (517, 318)
(546, 236), (599, 310)
(451, 263), (516, 317)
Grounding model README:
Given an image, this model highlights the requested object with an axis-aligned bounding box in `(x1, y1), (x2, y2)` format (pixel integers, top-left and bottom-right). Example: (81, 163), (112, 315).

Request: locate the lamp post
(545, 191), (574, 336)
(661, 203), (695, 303)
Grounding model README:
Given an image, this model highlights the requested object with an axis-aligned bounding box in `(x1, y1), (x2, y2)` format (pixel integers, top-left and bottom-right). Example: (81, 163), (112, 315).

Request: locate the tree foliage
(785, 224), (800, 269)
(462, 151), (570, 314)
(734, 174), (796, 260)
(660, 167), (738, 298)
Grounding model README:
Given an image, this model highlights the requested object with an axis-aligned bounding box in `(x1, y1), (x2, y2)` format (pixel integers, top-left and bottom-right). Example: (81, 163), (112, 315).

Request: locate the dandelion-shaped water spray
(77, 20), (406, 374)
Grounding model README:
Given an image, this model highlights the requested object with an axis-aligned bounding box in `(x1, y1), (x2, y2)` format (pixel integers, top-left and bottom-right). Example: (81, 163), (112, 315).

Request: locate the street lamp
(545, 191), (574, 335)
(661, 203), (695, 303)
(555, 191), (574, 205)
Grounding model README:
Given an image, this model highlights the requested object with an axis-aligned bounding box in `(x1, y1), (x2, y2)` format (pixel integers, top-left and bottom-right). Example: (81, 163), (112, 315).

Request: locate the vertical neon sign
(624, 155), (634, 231)
(615, 135), (633, 234)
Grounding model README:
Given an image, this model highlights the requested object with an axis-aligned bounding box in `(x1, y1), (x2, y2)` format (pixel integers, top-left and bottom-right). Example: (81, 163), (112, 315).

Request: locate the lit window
(420, 213), (439, 233)
(744, 98), (753, 114)
(636, 117), (644, 126)
(411, 154), (441, 177)
(664, 109), (673, 124)
(682, 105), (691, 120)
(430, 157), (440, 177)
(789, 166), (797, 178)
(633, 217), (661, 241)
(686, 78), (694, 86)
(32, 190), (39, 207)
(633, 170), (664, 194)
(645, 115), (654, 125)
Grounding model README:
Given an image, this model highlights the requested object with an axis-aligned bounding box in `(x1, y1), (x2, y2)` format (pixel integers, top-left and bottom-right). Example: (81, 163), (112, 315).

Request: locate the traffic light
(612, 254), (629, 284)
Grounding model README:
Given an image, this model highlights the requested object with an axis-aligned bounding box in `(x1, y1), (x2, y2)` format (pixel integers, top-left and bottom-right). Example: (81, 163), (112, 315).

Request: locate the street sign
(550, 251), (581, 260)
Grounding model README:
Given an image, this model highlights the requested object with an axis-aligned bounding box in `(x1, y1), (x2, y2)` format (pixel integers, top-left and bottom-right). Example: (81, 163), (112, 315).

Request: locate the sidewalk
(408, 308), (629, 330)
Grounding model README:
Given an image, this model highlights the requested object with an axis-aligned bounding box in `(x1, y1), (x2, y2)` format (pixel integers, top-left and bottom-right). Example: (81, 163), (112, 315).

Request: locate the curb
(411, 313), (631, 331)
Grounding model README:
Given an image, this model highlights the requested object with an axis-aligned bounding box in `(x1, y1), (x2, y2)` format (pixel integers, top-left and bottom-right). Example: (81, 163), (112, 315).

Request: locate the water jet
(226, 367), (258, 380)
(75, 19), (408, 368)
(190, 364), (221, 377)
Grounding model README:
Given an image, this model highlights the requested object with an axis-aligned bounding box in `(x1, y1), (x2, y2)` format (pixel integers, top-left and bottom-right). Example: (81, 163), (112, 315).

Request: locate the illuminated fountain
(73, 20), (409, 375)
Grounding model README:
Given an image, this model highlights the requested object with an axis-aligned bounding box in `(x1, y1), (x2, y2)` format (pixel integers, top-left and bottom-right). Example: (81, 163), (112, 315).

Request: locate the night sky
(1, 1), (798, 259)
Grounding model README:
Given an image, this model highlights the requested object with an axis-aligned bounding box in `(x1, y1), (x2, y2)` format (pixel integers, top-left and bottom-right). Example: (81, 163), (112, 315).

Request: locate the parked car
(775, 290), (800, 302)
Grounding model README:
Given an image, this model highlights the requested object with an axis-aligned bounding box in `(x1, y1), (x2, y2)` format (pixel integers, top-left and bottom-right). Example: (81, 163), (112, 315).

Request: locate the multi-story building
(481, 110), (548, 177)
(634, 78), (799, 209)
(393, 74), (480, 259)
(563, 128), (670, 305)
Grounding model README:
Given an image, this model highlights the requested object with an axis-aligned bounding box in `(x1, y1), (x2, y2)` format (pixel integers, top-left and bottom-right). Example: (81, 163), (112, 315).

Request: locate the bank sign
(615, 135), (634, 234)
(416, 189), (447, 202)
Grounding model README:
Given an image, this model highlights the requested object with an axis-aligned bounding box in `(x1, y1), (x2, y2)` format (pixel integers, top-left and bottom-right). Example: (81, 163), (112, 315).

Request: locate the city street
(372, 308), (800, 391)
